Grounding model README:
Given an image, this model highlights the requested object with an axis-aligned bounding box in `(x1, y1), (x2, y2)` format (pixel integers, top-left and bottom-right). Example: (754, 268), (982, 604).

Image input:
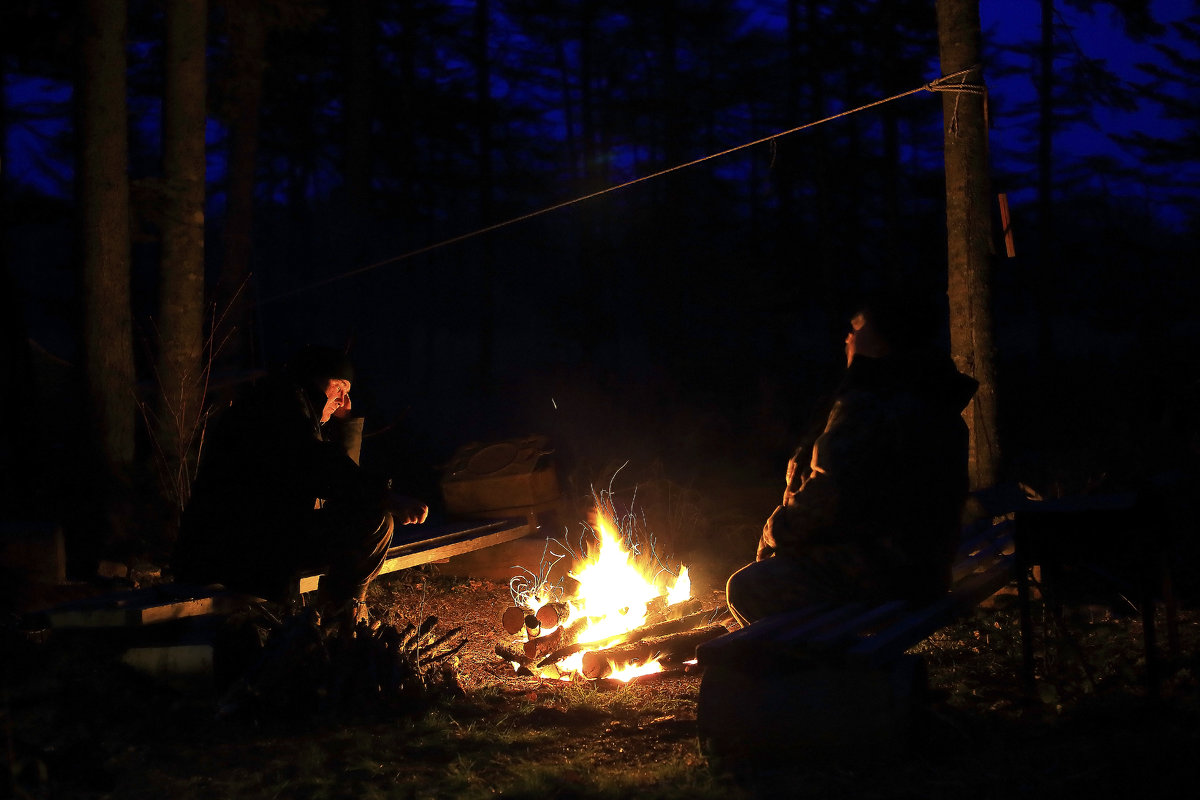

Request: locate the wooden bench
(28, 517), (536, 686)
(294, 516), (532, 595)
(1010, 491), (1179, 699)
(696, 506), (1018, 760)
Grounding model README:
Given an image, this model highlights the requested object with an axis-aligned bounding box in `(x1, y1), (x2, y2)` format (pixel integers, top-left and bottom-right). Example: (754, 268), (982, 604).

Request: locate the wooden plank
(297, 518), (530, 594)
(806, 600), (909, 646)
(774, 604), (870, 647)
(385, 518), (526, 550)
(698, 517), (1016, 669)
(697, 605), (863, 667)
(848, 555), (1014, 665)
(955, 518), (1013, 560)
(952, 534), (1013, 583)
(44, 586), (236, 629)
(121, 643), (215, 685)
(695, 604), (833, 665)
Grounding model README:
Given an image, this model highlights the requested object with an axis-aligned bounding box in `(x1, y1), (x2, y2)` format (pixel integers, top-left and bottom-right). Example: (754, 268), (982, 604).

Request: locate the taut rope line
(263, 66), (983, 305)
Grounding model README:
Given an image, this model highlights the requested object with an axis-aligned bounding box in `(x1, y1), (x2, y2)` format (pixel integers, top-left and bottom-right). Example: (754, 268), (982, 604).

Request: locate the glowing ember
(666, 565), (691, 607)
(569, 513), (652, 639)
(608, 660), (663, 681)
(509, 501), (691, 682)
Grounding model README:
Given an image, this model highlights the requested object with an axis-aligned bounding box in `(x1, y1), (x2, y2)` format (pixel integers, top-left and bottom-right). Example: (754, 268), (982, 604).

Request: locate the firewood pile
(494, 595), (732, 682)
(215, 604), (466, 721)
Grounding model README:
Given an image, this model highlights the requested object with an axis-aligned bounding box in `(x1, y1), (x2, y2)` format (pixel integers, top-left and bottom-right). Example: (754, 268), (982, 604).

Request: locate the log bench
(294, 516), (532, 595)
(695, 505), (1018, 761)
(29, 517), (535, 686)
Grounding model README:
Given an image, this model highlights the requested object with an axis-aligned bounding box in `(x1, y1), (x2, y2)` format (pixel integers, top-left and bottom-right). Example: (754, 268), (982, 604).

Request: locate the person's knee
(726, 562), (764, 623)
(726, 565), (751, 608)
(369, 510), (394, 549)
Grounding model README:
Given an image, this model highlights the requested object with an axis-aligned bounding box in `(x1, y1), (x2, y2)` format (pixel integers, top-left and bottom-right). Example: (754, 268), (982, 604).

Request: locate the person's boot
(318, 596), (369, 635)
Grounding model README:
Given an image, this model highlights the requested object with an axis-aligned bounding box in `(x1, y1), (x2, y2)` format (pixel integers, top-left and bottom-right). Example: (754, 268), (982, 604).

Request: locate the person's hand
(330, 393), (353, 419)
(757, 506), (783, 561)
(390, 494), (428, 525)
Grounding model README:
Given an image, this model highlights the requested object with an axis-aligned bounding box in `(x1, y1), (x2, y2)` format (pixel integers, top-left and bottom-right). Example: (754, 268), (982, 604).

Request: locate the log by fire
(495, 496), (731, 682)
(579, 623), (730, 679)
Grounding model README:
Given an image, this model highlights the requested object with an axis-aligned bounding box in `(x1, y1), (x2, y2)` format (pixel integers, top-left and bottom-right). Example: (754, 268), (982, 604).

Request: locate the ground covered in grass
(5, 565), (1197, 800)
(5, 470), (1198, 799)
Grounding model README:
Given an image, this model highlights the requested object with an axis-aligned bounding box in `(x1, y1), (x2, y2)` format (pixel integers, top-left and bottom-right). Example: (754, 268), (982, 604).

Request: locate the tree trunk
(219, 0), (265, 369)
(79, 0), (136, 473)
(0, 75), (39, 510)
(806, 0), (837, 312)
(157, 0), (208, 510)
(344, 0), (374, 214)
(473, 0), (495, 395)
(936, 0), (1000, 489)
(1034, 0), (1055, 365)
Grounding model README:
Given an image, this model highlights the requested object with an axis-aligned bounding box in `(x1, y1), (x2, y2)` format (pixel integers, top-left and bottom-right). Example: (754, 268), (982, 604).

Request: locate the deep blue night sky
(3, 0), (1198, 494)
(983, 0), (1197, 227)
(5, 2), (1194, 214)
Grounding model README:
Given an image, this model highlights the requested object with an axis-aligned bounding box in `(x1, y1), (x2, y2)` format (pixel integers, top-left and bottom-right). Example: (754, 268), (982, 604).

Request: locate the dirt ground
(4, 468), (1199, 799)
(5, 557), (1198, 800)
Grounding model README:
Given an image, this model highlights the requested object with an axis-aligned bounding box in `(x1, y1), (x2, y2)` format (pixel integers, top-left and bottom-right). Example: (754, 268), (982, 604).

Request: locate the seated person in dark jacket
(726, 294), (978, 626)
(174, 345), (428, 622)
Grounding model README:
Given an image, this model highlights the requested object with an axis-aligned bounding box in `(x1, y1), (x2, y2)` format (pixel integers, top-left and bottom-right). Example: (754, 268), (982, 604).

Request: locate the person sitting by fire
(726, 292), (979, 626)
(173, 344), (428, 626)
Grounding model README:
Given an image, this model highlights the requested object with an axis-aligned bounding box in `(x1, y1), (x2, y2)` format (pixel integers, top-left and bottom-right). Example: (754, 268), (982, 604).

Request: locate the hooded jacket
(174, 367), (387, 595)
(759, 348), (978, 603)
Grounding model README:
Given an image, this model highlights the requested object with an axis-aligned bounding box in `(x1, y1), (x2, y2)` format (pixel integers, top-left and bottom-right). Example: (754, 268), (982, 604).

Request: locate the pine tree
(936, 0), (1001, 488)
(155, 0), (208, 513)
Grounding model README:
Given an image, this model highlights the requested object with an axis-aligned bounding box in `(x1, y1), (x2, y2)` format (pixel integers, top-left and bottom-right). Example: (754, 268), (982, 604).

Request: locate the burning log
(521, 626), (563, 660)
(501, 606), (531, 635)
(643, 597), (701, 626)
(536, 606), (730, 669)
(535, 602), (571, 630)
(560, 613), (595, 643)
(664, 598), (703, 620)
(495, 642), (534, 671)
(645, 595), (668, 621)
(580, 623), (730, 679)
(595, 667), (690, 690)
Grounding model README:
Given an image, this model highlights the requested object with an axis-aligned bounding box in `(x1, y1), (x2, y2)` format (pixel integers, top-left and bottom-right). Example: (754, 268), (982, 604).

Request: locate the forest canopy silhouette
(2, 0), (1197, 566)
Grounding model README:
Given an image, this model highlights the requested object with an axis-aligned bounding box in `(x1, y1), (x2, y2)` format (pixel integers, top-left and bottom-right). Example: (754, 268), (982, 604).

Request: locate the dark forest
(3, 3), (1200, 798)
(3, 0), (1198, 583)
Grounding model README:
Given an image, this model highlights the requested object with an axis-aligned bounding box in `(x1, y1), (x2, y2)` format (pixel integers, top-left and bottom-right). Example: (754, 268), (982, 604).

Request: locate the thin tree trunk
(936, 0), (1000, 488)
(0, 70), (40, 508)
(344, 0), (374, 214)
(1034, 0), (1055, 364)
(220, 0), (265, 369)
(474, 0), (495, 394)
(79, 0), (136, 472)
(806, 0), (837, 312)
(158, 0), (208, 510)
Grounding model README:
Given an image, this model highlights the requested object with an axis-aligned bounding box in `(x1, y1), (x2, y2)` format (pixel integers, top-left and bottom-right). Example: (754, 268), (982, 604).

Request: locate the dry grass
(6, 561), (1196, 800)
(5, 462), (1198, 799)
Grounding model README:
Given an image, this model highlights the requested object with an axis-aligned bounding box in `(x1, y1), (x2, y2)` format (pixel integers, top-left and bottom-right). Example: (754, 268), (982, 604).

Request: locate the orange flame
(527, 506), (689, 682)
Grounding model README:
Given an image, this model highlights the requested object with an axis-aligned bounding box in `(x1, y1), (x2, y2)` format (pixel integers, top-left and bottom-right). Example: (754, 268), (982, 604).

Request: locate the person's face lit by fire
(844, 312), (889, 367)
(319, 378), (352, 424)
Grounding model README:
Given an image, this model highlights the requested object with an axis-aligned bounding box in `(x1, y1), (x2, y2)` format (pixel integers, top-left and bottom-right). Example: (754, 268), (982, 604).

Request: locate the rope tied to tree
(264, 66), (986, 305)
(925, 64), (987, 96)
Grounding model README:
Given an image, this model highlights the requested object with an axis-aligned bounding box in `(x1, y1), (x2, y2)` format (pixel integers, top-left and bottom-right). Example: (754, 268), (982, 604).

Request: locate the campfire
(495, 490), (730, 683)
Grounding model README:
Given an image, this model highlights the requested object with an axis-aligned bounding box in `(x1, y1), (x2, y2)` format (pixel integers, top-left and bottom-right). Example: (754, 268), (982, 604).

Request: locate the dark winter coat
(758, 349), (978, 603)
(174, 371), (388, 597)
